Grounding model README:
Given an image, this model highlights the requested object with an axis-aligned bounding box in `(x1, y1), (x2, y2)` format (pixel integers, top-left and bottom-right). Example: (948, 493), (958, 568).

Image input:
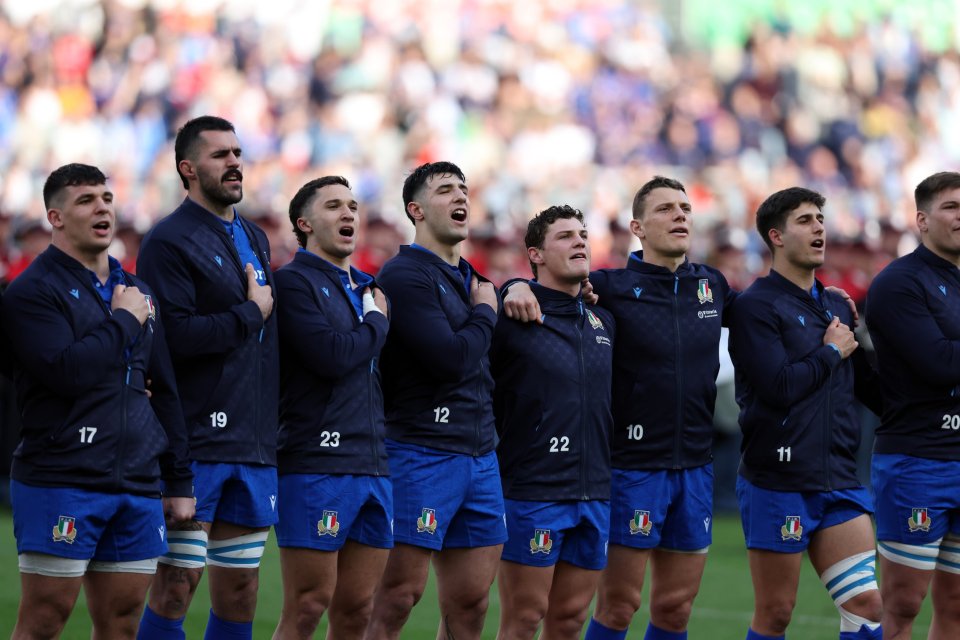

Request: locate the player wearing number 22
(491, 205), (615, 640)
(727, 187), (884, 640)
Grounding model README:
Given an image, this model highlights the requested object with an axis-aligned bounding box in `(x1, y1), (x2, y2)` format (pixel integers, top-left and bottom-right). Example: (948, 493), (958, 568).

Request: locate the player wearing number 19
(491, 205), (615, 640)
(865, 172), (960, 640)
(727, 187), (884, 640)
(1, 163), (194, 639)
(271, 176), (392, 640)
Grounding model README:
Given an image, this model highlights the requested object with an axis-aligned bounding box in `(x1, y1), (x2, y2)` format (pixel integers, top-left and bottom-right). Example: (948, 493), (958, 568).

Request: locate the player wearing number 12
(271, 176), (392, 640)
(727, 187), (884, 640)
(491, 205), (615, 640)
(865, 172), (960, 640)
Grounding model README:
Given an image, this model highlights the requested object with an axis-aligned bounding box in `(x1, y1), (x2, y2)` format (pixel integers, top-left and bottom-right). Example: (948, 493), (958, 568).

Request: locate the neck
(305, 242), (351, 271)
(922, 238), (960, 268)
(772, 257), (816, 291)
(641, 247), (685, 273)
(413, 232), (460, 266)
(188, 193), (235, 222)
(53, 238), (110, 280)
(536, 273), (581, 297)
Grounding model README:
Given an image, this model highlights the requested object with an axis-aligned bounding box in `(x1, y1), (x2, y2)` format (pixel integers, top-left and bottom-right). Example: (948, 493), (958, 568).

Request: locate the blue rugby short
(501, 499), (609, 570)
(192, 461), (278, 528)
(386, 439), (507, 550)
(872, 453), (960, 545)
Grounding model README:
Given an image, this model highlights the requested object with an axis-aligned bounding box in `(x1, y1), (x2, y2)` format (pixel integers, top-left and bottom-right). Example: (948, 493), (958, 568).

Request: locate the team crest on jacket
(52, 515), (77, 543)
(697, 279), (713, 304)
(781, 516), (803, 541)
(629, 510), (653, 535)
(908, 508), (931, 532)
(144, 295), (156, 320)
(586, 309), (604, 330)
(530, 528), (553, 554)
(417, 508), (437, 534)
(317, 510), (340, 536)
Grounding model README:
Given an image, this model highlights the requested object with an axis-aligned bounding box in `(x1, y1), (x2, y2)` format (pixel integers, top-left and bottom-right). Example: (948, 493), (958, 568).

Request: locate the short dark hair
(401, 161), (466, 225)
(524, 204), (585, 278)
(174, 115), (236, 189)
(755, 187), (826, 251)
(43, 163), (108, 210)
(288, 176), (352, 248)
(915, 171), (960, 213)
(632, 176), (687, 220)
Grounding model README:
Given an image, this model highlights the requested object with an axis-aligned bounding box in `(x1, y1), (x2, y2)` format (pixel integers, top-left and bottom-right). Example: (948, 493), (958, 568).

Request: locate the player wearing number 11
(727, 187), (883, 640)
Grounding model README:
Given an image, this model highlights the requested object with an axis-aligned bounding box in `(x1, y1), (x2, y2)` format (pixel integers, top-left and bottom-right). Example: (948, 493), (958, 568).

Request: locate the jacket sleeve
(137, 236), (264, 358)
(866, 271), (960, 386)
(379, 262), (496, 379)
(145, 307), (194, 497)
(851, 347), (883, 416)
(729, 296), (842, 407)
(1, 281), (142, 396)
(275, 270), (389, 378)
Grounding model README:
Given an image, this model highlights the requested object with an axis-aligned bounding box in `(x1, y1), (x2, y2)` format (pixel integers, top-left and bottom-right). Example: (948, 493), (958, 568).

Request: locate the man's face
(301, 183), (358, 261)
(919, 187), (960, 261)
(530, 216), (590, 284)
(48, 182), (115, 254)
(188, 129), (243, 208)
(631, 187), (692, 257)
(774, 203), (826, 270)
(410, 173), (469, 246)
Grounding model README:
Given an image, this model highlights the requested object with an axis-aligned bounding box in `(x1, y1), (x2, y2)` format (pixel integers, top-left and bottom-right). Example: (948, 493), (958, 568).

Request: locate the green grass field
(0, 510), (932, 639)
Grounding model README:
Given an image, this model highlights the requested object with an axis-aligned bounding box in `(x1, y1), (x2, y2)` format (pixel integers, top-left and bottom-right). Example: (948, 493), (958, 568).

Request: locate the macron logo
(213, 255), (223, 267)
(704, 517), (711, 532)
(939, 284), (947, 296)
(438, 282), (447, 294)
(69, 289), (79, 299)
(633, 287), (643, 298)
(321, 287), (330, 297)
(269, 495), (276, 510)
(158, 525), (165, 540)
(797, 315), (805, 327)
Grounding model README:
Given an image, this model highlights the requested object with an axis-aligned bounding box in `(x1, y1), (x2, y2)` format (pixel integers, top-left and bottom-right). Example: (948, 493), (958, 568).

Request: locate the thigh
(497, 559), (555, 618)
(648, 548), (708, 603)
(660, 465), (713, 551)
(83, 570), (153, 626)
(596, 544), (651, 604)
(444, 451), (508, 549)
(278, 546), (339, 601)
(545, 561), (602, 621)
(607, 468), (669, 549)
(809, 513), (877, 573)
(332, 539), (390, 607)
(434, 544), (502, 604)
(748, 549), (803, 610)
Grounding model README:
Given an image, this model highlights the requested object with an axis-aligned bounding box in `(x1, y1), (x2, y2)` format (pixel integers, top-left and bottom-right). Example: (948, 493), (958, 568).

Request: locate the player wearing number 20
(491, 205), (615, 640)
(865, 172), (960, 640)
(727, 187), (883, 640)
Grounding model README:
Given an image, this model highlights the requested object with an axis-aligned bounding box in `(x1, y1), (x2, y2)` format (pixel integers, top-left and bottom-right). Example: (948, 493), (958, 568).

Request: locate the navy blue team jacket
(728, 270), (882, 491)
(377, 245), (498, 456)
(2, 246), (193, 497)
(274, 250), (389, 475)
(492, 282), (615, 501)
(590, 252), (732, 470)
(137, 197), (278, 466)
(866, 244), (960, 460)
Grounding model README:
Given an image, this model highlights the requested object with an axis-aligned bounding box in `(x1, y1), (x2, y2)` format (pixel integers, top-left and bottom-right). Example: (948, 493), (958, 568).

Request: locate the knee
(329, 594), (374, 635)
(17, 602), (71, 639)
(885, 588), (925, 621)
(650, 593), (695, 632)
(292, 592), (330, 638)
(506, 607), (547, 639)
(377, 580), (426, 620)
(153, 565), (203, 615)
(757, 597), (796, 633)
(845, 591), (883, 623)
(214, 569), (259, 614)
(596, 590), (642, 630)
(441, 588), (489, 618)
(544, 602), (591, 638)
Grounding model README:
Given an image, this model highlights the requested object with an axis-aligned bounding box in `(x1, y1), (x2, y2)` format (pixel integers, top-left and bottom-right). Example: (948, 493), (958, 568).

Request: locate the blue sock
(644, 621), (687, 639)
(584, 617), (628, 640)
(137, 606), (185, 640)
(746, 629), (785, 640)
(204, 609), (252, 640)
(839, 623), (882, 640)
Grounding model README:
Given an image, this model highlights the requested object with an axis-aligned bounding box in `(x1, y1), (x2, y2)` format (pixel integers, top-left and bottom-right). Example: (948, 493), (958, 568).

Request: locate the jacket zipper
(577, 300), (588, 499)
(672, 274), (682, 469)
(370, 357), (380, 475)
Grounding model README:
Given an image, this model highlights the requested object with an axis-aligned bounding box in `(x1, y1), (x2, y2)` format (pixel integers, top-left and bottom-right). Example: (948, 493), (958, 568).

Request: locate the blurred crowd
(0, 0), (957, 305)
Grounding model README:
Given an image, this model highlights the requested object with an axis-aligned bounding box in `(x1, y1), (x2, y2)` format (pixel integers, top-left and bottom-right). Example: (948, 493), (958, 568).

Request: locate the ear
(768, 227), (784, 248)
(47, 208), (64, 230)
(406, 201), (424, 223)
(296, 217), (312, 237)
(916, 210), (928, 234)
(527, 245), (545, 268)
(178, 159), (196, 184)
(629, 218), (645, 240)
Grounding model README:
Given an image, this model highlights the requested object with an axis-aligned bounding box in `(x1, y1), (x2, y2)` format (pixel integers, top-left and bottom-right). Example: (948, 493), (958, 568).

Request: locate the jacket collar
(916, 243), (960, 272)
(530, 280), (582, 315)
(766, 268), (825, 303)
(626, 250), (690, 276)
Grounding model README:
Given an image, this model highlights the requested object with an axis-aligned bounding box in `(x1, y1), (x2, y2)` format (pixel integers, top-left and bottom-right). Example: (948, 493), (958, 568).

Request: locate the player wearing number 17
(727, 187), (884, 640)
(1, 163), (194, 638)
(864, 172), (960, 640)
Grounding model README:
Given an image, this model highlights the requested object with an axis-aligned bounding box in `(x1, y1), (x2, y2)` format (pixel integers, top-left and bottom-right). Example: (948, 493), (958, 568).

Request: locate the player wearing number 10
(727, 187), (883, 640)
(865, 172), (960, 640)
